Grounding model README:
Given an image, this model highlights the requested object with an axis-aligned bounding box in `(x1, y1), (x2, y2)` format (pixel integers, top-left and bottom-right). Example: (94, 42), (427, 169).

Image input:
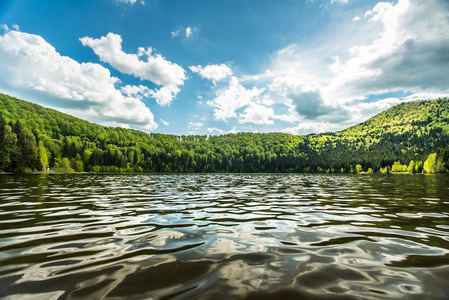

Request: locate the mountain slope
(0, 93), (448, 173)
(296, 98), (449, 172)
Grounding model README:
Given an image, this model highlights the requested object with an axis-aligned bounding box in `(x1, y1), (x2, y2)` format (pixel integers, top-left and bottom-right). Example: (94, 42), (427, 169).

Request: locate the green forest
(1, 93), (448, 174)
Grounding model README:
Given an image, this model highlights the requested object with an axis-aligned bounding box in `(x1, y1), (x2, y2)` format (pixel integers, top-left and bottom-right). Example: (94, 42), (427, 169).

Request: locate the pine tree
(0, 114), (18, 171)
(15, 125), (40, 172)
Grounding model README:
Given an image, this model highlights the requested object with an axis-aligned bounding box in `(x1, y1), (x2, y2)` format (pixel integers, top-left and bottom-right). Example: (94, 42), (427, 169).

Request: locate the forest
(1, 93), (448, 174)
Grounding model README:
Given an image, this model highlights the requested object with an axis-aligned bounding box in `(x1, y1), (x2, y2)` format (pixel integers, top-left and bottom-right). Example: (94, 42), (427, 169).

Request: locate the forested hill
(1, 93), (448, 173)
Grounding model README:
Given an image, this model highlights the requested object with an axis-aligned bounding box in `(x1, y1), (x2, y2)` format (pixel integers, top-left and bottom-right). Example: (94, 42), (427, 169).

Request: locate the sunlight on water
(0, 174), (448, 299)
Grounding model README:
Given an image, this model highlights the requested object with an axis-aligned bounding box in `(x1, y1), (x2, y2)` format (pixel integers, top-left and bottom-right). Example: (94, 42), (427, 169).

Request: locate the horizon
(1, 0), (448, 136)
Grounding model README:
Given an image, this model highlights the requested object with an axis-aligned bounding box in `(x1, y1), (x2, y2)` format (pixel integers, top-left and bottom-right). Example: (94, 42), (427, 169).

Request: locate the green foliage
(407, 161), (415, 173)
(1, 93), (449, 174)
(392, 161), (408, 172)
(415, 161), (424, 173)
(0, 123), (17, 171)
(380, 166), (390, 174)
(423, 153), (437, 174)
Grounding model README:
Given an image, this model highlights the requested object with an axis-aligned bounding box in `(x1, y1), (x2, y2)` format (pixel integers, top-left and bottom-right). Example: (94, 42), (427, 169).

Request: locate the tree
(423, 153), (437, 174)
(38, 141), (49, 170)
(392, 161), (407, 172)
(61, 157), (73, 172)
(407, 160), (415, 173)
(415, 161), (423, 173)
(15, 125), (40, 172)
(2, 93), (449, 174)
(0, 122), (17, 171)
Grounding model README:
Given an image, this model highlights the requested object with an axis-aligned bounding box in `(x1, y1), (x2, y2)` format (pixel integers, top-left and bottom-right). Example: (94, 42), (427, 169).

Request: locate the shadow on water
(0, 173), (448, 299)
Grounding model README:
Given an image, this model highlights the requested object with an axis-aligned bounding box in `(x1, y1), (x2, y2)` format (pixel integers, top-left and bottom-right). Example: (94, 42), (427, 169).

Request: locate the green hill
(0, 93), (448, 173)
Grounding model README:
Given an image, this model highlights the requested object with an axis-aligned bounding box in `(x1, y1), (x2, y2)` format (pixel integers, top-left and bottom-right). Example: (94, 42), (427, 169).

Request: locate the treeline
(1, 93), (449, 174)
(384, 148), (449, 174)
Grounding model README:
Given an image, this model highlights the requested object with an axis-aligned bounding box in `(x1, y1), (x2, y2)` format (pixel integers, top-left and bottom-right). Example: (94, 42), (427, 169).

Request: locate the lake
(0, 173), (448, 299)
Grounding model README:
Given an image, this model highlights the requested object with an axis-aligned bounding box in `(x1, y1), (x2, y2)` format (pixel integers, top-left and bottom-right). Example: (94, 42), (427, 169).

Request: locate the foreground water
(0, 174), (448, 299)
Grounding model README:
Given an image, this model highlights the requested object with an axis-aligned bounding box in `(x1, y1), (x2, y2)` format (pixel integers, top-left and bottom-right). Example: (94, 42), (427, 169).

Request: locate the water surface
(0, 174), (448, 299)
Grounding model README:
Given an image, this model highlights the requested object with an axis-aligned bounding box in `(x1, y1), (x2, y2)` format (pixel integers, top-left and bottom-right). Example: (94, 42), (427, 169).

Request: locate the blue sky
(1, 0), (448, 135)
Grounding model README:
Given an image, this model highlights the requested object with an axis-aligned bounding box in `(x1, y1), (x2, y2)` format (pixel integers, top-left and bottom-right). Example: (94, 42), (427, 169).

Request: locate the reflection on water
(0, 174), (448, 299)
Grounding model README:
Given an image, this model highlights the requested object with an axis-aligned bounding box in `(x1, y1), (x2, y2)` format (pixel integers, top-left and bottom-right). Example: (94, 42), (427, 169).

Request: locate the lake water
(0, 174), (448, 299)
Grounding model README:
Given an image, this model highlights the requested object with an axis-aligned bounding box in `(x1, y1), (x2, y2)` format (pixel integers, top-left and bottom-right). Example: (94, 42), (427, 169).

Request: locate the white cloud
(207, 127), (238, 135)
(239, 102), (275, 125)
(171, 26), (195, 40)
(268, 0), (449, 106)
(326, 0), (449, 103)
(121, 84), (151, 98)
(352, 16), (361, 22)
(331, 0), (348, 4)
(190, 64), (233, 84)
(270, 77), (337, 120)
(346, 98), (402, 124)
(364, 2), (393, 20)
(171, 30), (180, 38)
(150, 86), (181, 106)
(282, 120), (341, 135)
(207, 127), (224, 134)
(0, 29), (157, 130)
(278, 100), (387, 135)
(120, 84), (178, 106)
(207, 76), (264, 121)
(186, 27), (193, 38)
(160, 119), (169, 126)
(403, 92), (449, 102)
(80, 33), (186, 105)
(273, 113), (298, 123)
(270, 45), (330, 84)
(115, 0), (145, 5)
(251, 0), (449, 134)
(188, 121), (203, 128)
(280, 96), (430, 135)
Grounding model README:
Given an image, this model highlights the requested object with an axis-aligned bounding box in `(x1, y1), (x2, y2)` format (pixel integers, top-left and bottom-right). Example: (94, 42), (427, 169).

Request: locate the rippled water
(0, 174), (448, 299)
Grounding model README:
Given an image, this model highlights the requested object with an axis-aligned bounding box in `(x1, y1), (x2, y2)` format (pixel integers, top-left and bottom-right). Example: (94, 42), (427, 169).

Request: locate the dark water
(0, 174), (448, 300)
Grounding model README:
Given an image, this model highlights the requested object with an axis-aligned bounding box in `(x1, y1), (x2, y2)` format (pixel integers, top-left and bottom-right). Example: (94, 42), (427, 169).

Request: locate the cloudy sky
(0, 0), (448, 135)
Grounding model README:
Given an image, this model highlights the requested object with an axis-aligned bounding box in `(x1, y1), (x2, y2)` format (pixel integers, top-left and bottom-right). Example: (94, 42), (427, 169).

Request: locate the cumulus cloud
(80, 32), (186, 105)
(249, 0), (449, 134)
(121, 84), (151, 98)
(189, 64), (233, 84)
(281, 120), (342, 135)
(0, 29), (157, 130)
(188, 121), (203, 128)
(207, 76), (264, 121)
(327, 0), (449, 103)
(207, 127), (238, 134)
(280, 97), (419, 135)
(270, 77), (337, 120)
(239, 102), (275, 125)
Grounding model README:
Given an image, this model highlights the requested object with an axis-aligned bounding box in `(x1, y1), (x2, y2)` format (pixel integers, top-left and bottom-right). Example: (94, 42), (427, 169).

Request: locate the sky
(0, 0), (448, 136)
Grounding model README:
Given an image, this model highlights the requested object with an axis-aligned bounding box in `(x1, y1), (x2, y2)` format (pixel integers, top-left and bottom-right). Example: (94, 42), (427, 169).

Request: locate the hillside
(0, 93), (448, 173)
(295, 99), (449, 172)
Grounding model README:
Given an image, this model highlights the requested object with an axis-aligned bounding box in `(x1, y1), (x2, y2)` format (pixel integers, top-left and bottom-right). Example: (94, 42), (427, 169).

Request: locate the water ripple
(0, 173), (448, 299)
